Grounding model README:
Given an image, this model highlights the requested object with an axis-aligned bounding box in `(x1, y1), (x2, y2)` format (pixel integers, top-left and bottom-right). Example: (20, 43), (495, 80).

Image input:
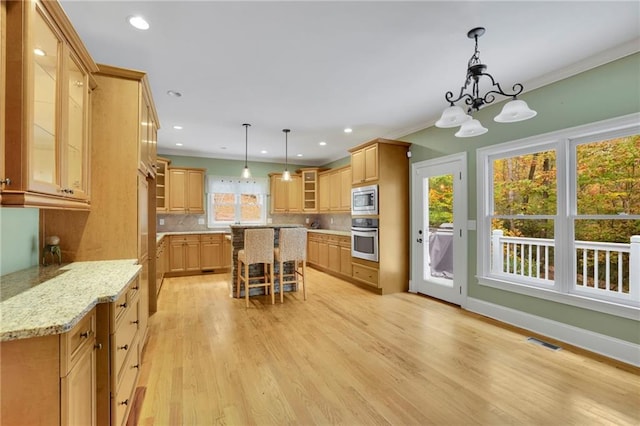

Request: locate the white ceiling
(59, 1), (640, 166)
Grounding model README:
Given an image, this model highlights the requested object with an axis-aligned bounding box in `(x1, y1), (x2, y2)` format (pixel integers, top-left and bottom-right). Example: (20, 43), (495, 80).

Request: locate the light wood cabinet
(349, 138), (411, 294)
(270, 173), (302, 213)
(3, 0), (97, 209)
(201, 233), (224, 270)
(156, 157), (170, 212)
(139, 90), (157, 177)
(0, 308), (98, 426)
(96, 277), (141, 426)
(156, 236), (167, 295)
(307, 232), (352, 280)
(222, 234), (232, 268)
(169, 234), (201, 272)
(300, 168), (322, 212)
(319, 166), (351, 212)
(0, 0), (6, 202)
(351, 143), (378, 184)
(168, 167), (205, 214)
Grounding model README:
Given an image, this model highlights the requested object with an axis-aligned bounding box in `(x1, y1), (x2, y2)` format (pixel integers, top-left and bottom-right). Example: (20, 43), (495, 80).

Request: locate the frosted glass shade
(435, 105), (472, 128)
(494, 99), (537, 123)
(454, 119), (488, 138)
(241, 166), (251, 179)
(282, 170), (291, 181)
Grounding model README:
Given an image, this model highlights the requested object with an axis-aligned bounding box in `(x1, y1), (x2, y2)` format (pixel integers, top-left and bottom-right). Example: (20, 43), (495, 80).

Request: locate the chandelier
(435, 27), (537, 137)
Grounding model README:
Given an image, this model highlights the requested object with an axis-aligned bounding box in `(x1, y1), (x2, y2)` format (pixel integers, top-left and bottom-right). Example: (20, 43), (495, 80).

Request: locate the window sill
(477, 275), (640, 320)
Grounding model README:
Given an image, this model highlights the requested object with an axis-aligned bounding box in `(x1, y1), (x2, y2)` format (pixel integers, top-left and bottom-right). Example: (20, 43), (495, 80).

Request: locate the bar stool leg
(302, 260), (307, 300)
(245, 262), (250, 308)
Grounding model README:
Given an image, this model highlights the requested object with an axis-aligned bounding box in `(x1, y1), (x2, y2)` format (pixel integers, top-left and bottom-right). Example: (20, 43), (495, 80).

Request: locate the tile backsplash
(157, 212), (351, 233)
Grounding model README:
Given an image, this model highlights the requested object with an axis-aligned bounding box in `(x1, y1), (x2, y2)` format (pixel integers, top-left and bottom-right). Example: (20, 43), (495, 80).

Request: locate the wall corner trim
(465, 297), (640, 367)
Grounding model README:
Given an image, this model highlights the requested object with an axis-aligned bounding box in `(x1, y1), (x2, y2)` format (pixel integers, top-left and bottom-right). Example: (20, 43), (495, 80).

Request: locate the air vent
(527, 337), (561, 351)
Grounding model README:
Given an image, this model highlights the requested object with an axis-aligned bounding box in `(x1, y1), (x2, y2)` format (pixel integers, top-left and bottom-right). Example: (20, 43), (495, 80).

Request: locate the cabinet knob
(119, 399), (129, 406)
(118, 344), (129, 351)
(133, 364), (140, 369)
(94, 343), (103, 350)
(80, 330), (91, 338)
(131, 320), (139, 325)
(118, 302), (127, 308)
(0, 178), (10, 186)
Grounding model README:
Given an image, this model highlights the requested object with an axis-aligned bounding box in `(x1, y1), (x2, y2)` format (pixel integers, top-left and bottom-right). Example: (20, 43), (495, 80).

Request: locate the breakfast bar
(229, 224), (304, 298)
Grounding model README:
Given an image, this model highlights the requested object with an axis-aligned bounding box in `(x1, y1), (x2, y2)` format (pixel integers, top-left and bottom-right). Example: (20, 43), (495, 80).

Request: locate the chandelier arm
(477, 72), (525, 99)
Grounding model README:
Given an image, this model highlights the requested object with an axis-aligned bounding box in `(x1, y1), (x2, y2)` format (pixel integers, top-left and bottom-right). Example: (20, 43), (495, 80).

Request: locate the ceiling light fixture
(435, 27), (536, 138)
(282, 129), (291, 182)
(128, 15), (149, 30)
(241, 123), (251, 179)
(175, 143), (183, 146)
(173, 125), (183, 130)
(166, 90), (182, 97)
(344, 128), (353, 133)
(260, 150), (268, 154)
(319, 141), (327, 146)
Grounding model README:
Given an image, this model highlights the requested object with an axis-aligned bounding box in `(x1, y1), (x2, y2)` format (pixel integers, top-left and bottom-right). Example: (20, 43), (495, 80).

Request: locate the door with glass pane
(411, 154), (467, 305)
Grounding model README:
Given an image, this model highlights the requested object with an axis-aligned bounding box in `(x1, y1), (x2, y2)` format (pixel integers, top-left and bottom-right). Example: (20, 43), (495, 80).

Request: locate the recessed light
(175, 143), (183, 146)
(344, 128), (353, 133)
(128, 15), (149, 30)
(221, 147), (227, 150)
(34, 48), (46, 56)
(167, 90), (182, 97)
(296, 154), (303, 157)
(260, 150), (268, 154)
(319, 141), (327, 146)
(173, 125), (183, 130)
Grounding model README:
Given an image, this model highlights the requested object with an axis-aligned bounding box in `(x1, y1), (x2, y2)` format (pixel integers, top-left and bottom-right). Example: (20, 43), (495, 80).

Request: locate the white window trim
(206, 176), (268, 227)
(476, 113), (640, 320)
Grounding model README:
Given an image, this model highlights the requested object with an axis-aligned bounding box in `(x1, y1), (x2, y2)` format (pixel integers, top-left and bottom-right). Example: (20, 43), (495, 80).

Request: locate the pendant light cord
(243, 123), (251, 168)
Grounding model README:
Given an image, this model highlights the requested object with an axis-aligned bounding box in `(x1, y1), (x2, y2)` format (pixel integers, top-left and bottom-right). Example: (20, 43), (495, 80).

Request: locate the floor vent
(527, 337), (561, 351)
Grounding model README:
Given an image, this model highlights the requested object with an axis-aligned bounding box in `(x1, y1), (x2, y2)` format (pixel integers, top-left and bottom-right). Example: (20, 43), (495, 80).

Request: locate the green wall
(402, 53), (640, 344)
(0, 208), (40, 275)
(160, 155), (310, 178)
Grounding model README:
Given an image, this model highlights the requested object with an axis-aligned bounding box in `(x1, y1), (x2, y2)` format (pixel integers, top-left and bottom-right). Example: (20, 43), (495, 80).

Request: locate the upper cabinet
(156, 157), (170, 213)
(319, 166), (351, 213)
(0, 0), (7, 203)
(3, 0), (97, 209)
(168, 167), (205, 214)
(350, 143), (378, 185)
(139, 89), (158, 177)
(270, 173), (302, 214)
(300, 168), (321, 213)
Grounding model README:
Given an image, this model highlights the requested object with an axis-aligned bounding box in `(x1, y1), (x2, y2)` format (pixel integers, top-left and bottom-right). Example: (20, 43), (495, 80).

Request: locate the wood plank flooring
(137, 268), (640, 425)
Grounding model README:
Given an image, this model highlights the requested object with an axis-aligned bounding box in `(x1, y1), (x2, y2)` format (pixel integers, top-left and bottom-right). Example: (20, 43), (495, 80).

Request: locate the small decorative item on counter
(42, 235), (62, 266)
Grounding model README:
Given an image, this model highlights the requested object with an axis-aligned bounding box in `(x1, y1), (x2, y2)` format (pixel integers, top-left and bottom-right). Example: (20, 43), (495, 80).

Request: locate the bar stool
(274, 227), (307, 303)
(236, 228), (275, 307)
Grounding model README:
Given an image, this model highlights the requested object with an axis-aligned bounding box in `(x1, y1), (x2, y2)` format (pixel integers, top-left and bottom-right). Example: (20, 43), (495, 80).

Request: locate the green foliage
(428, 174), (453, 228)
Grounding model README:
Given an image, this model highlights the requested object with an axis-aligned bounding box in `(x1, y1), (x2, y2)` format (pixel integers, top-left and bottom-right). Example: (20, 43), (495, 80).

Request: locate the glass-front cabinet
(3, 0), (97, 209)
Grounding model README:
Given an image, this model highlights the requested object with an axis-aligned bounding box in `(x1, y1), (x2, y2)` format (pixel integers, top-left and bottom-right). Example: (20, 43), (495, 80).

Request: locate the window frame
(206, 177), (268, 227)
(476, 113), (640, 320)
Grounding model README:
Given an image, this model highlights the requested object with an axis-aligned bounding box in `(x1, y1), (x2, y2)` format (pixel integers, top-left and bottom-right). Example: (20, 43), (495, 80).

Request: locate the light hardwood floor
(137, 268), (640, 425)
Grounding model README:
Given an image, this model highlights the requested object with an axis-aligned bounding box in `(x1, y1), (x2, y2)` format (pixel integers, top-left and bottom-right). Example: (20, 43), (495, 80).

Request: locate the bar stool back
(236, 228), (275, 307)
(274, 227), (307, 303)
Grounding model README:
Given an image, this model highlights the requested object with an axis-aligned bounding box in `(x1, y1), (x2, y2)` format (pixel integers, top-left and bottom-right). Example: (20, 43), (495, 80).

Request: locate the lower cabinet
(96, 276), (142, 426)
(156, 236), (167, 295)
(307, 232), (352, 280)
(0, 308), (98, 426)
(167, 233), (231, 276)
(351, 259), (380, 288)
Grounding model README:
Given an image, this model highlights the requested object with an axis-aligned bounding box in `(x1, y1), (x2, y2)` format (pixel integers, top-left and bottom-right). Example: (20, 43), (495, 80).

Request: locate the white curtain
(206, 175), (269, 195)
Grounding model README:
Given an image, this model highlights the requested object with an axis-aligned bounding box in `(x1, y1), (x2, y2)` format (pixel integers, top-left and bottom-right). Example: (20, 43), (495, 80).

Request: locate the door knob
(416, 238), (423, 243)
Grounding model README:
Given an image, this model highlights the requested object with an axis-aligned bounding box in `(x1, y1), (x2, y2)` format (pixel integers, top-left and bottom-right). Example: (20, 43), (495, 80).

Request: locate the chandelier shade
(436, 27), (536, 137)
(494, 99), (538, 123)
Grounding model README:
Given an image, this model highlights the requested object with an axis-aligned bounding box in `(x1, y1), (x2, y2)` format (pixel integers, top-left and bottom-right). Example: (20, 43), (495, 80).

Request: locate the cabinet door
(222, 235), (231, 268)
(138, 259), (149, 345)
(329, 171), (341, 210)
(186, 169), (204, 213)
(29, 5), (62, 195)
(61, 50), (89, 200)
(168, 168), (186, 212)
(286, 174), (302, 212)
(302, 169), (318, 212)
(340, 168), (351, 211)
(168, 239), (186, 272)
(364, 144), (379, 182)
(307, 238), (319, 265)
(184, 241), (201, 271)
(318, 241), (329, 268)
(61, 343), (96, 426)
(328, 242), (340, 272)
(351, 149), (365, 184)
(318, 173), (330, 212)
(156, 158), (169, 212)
(200, 237), (222, 270)
(270, 175), (287, 213)
(340, 244), (352, 276)
(139, 98), (149, 175)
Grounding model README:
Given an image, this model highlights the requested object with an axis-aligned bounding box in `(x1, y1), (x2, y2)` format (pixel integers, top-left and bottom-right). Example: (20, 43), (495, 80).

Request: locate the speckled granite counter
(307, 229), (351, 237)
(157, 229), (230, 243)
(0, 259), (141, 341)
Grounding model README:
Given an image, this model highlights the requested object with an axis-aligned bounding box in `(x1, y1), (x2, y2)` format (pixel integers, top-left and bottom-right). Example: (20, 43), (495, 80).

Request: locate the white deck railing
(491, 231), (640, 300)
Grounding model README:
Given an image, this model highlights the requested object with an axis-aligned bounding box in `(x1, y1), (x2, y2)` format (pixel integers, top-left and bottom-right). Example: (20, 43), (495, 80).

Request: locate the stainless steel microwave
(351, 184), (378, 216)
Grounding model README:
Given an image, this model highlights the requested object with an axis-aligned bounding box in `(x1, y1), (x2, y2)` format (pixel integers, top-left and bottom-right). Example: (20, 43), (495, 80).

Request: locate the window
(206, 176), (268, 226)
(477, 114), (640, 318)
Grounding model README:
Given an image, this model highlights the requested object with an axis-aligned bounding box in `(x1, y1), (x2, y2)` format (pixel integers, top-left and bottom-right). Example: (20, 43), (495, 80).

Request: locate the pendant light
(241, 123), (251, 179)
(282, 129), (291, 181)
(435, 27), (536, 137)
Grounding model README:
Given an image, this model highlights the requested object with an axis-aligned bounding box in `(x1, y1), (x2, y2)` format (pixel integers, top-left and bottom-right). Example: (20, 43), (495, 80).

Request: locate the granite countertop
(157, 229), (230, 242)
(229, 224), (305, 229)
(307, 229), (351, 237)
(0, 259), (141, 341)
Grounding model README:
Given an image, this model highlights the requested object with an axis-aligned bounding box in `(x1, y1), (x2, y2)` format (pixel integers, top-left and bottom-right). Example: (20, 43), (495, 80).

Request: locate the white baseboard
(465, 297), (640, 367)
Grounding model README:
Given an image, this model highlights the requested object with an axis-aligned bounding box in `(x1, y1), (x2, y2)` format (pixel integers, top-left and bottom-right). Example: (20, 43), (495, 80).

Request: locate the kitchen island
(229, 224), (305, 298)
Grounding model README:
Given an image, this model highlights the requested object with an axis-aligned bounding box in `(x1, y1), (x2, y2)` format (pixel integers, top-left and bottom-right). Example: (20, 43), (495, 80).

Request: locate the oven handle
(351, 227), (378, 233)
